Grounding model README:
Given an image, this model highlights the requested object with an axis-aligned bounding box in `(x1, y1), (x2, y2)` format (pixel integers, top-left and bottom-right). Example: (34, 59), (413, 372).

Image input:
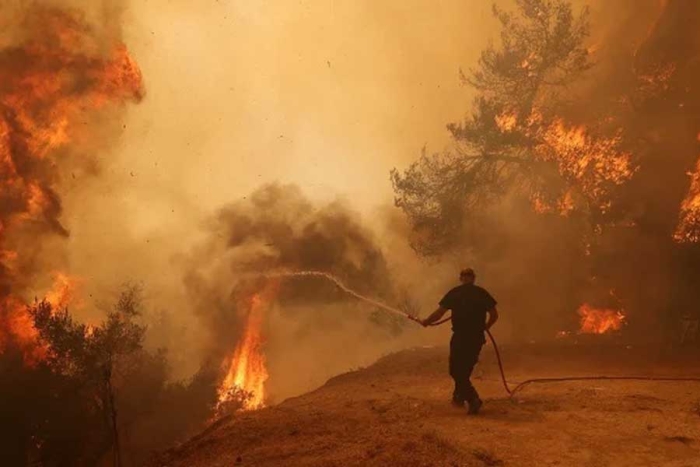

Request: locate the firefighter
(420, 268), (499, 414)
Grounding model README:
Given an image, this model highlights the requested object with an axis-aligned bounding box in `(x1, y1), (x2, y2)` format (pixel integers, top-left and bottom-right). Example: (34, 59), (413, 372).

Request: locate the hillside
(153, 343), (700, 466)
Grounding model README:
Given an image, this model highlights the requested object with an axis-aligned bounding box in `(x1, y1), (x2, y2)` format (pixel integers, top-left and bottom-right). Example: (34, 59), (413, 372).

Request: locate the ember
(674, 155), (700, 243)
(577, 303), (626, 334)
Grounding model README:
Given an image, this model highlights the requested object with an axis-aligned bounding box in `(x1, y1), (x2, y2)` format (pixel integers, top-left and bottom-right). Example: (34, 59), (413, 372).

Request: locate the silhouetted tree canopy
(0, 285), (225, 466)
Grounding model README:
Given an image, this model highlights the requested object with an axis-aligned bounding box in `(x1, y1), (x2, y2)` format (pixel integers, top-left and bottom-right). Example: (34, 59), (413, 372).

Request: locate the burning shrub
(185, 184), (405, 413)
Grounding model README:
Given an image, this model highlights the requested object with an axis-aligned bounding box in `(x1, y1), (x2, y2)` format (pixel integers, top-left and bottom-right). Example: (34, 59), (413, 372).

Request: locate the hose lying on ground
(423, 316), (515, 395)
(429, 317), (700, 398)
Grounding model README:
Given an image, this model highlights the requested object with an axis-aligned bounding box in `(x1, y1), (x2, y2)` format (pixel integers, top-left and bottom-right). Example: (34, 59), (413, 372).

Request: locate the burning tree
(674, 158), (700, 243)
(391, 0), (700, 339)
(1, 286), (148, 465)
(30, 287), (148, 466)
(391, 0), (637, 254)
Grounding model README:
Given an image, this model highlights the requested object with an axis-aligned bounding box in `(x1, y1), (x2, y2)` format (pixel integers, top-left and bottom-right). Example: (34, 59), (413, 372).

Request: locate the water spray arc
(257, 270), (419, 321)
(256, 271), (517, 389)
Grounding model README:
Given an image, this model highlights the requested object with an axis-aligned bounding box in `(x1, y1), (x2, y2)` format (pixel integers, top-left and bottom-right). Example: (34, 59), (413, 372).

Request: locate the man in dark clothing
(420, 268), (499, 414)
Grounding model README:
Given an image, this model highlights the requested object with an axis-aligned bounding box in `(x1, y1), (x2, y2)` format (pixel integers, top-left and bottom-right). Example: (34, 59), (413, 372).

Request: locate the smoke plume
(183, 184), (415, 400)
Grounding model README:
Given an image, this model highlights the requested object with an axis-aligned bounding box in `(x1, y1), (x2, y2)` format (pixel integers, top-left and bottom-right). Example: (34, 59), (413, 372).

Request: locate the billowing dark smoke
(185, 184), (400, 362)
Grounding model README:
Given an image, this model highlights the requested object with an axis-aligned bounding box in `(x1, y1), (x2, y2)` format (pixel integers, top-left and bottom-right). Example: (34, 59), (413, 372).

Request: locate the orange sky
(114, 0), (497, 214)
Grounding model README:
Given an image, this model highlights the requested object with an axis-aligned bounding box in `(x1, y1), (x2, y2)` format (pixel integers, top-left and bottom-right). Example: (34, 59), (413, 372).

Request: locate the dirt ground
(152, 342), (700, 467)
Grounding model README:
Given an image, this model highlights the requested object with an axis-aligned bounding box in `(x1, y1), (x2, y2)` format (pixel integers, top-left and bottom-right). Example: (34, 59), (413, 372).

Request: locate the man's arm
(485, 307), (499, 331)
(421, 306), (449, 327)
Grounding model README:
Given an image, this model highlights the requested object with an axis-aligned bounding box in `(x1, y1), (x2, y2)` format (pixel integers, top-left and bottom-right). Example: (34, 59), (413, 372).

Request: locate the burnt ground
(152, 342), (700, 467)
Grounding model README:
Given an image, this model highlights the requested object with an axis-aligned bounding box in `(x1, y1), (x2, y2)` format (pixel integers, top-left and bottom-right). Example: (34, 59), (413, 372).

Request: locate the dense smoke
(184, 184), (414, 400)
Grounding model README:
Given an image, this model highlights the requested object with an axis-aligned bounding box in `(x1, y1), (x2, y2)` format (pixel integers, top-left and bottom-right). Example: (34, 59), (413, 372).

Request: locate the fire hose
(414, 315), (700, 397)
(406, 315), (700, 399)
(264, 270), (700, 398)
(408, 313), (519, 396)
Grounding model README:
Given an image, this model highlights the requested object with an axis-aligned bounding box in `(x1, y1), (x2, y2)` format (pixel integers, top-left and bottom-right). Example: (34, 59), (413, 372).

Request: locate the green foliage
(467, 0), (590, 107)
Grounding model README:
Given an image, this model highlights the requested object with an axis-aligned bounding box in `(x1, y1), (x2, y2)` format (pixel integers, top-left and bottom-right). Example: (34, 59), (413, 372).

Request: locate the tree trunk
(105, 364), (122, 467)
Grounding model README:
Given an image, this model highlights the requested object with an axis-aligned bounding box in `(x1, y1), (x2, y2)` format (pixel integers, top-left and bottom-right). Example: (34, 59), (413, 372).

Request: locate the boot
(467, 397), (483, 415)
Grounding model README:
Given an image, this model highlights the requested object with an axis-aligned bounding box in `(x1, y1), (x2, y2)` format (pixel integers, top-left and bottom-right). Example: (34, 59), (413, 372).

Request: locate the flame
(494, 107), (636, 215)
(577, 303), (626, 334)
(531, 189), (576, 216)
(0, 296), (42, 364)
(495, 110), (518, 133)
(534, 117), (636, 214)
(0, 9), (143, 234)
(637, 63), (676, 96)
(0, 8), (143, 365)
(44, 272), (81, 310)
(536, 119), (635, 214)
(673, 155), (700, 243)
(217, 290), (273, 411)
(0, 272), (79, 366)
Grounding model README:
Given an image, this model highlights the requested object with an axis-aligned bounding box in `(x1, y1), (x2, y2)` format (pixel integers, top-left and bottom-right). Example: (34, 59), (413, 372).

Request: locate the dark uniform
(439, 283), (497, 405)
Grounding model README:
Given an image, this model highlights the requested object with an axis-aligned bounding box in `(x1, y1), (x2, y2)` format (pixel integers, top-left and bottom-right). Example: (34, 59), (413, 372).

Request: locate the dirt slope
(153, 343), (700, 467)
